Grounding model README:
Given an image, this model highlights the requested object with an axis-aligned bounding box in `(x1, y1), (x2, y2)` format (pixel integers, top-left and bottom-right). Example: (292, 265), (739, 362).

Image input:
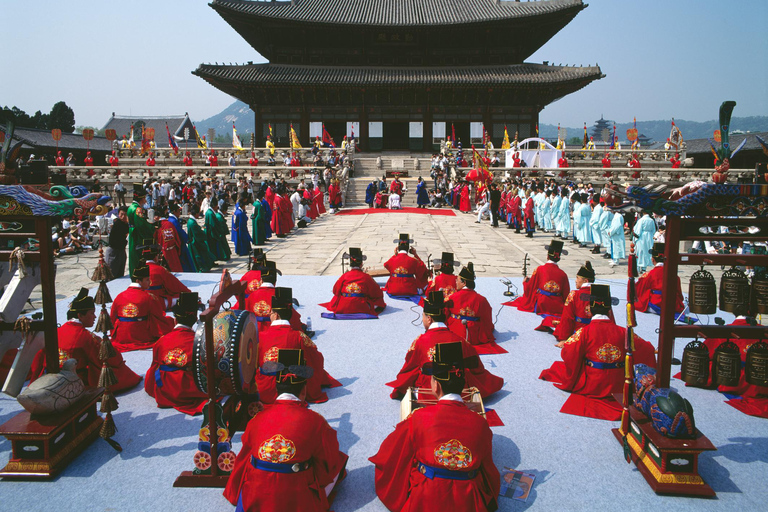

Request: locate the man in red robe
(29, 288), (141, 392)
(370, 342), (500, 512)
(256, 296), (339, 404)
(424, 252), (460, 299)
(144, 292), (208, 415)
(313, 184), (326, 215)
(388, 291), (503, 399)
(303, 184), (319, 219)
(446, 262), (505, 354)
(154, 205), (183, 272)
(223, 349), (347, 511)
(138, 239), (190, 310)
(459, 182), (471, 212)
(110, 263), (175, 352)
(270, 187), (292, 238)
(507, 240), (570, 317)
(55, 150), (65, 167)
(320, 247), (386, 318)
(84, 151), (94, 176)
(509, 192), (523, 232)
(390, 177), (404, 196)
(234, 248), (267, 310)
(384, 235), (429, 296)
(245, 261), (278, 332)
(634, 242), (685, 315)
(539, 285), (657, 420)
(523, 188), (535, 238)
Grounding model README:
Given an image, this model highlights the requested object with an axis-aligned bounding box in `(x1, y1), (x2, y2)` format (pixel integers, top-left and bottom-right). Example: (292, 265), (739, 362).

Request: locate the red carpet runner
(335, 207), (456, 216)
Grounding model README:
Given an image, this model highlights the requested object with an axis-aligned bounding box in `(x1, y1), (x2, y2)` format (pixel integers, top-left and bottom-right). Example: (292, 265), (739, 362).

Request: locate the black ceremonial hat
(138, 238), (160, 257)
(259, 348), (313, 385)
(344, 247), (366, 261)
(433, 251), (459, 268)
(458, 262), (475, 282)
(546, 240), (566, 260)
(133, 183), (147, 198)
(69, 287), (95, 312)
(252, 248), (266, 263)
(275, 286), (293, 304)
(270, 295), (292, 318)
(585, 284), (617, 308)
(651, 242), (666, 260)
(577, 261), (596, 282)
(132, 262), (150, 280)
(423, 290), (451, 317)
(172, 292), (199, 316)
(421, 342), (478, 382)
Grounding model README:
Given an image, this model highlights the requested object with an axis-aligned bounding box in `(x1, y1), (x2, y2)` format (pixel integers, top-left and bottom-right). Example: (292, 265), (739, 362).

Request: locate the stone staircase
(354, 156), (432, 179)
(345, 177), (422, 207)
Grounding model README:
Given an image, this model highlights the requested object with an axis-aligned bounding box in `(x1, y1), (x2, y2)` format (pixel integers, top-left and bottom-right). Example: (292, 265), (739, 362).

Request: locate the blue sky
(3, 0), (766, 128)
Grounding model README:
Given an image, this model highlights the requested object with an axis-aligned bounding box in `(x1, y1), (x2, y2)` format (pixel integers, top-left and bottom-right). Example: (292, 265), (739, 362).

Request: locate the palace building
(194, 0), (603, 151)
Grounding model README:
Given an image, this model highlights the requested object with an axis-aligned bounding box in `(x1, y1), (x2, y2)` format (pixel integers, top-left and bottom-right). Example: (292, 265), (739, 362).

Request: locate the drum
(194, 309), (259, 396)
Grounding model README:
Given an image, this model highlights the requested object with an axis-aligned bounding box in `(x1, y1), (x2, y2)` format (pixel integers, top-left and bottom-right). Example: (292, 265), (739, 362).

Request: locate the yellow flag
(290, 125), (303, 149)
(501, 126), (511, 150)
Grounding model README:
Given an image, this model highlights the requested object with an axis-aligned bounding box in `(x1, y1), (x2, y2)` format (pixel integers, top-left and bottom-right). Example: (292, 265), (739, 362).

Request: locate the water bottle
(306, 317), (312, 331)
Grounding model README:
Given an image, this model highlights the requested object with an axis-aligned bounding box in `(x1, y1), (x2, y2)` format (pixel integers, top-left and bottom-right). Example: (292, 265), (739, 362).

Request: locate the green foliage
(567, 136), (581, 145)
(48, 101), (76, 133)
(75, 126), (106, 137)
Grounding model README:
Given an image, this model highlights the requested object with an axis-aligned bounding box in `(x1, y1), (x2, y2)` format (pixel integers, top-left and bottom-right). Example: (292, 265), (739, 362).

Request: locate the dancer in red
(446, 262), (505, 354)
(144, 292), (208, 415)
(383, 234), (429, 296)
(507, 240), (570, 317)
(370, 342), (500, 512)
(154, 205), (183, 272)
(29, 288), (141, 392)
(387, 291), (503, 399)
(223, 349), (347, 511)
(539, 285), (656, 420)
(320, 247), (386, 318)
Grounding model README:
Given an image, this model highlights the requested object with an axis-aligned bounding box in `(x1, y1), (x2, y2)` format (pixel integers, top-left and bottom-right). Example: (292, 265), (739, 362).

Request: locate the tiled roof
(194, 62), (603, 86)
(212, 0), (585, 26)
(1, 126), (113, 151)
(101, 115), (189, 140)
(684, 132), (768, 155)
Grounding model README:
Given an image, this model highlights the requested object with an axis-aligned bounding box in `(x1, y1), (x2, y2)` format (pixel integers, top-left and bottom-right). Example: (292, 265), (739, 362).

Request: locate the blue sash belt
(586, 359), (625, 369)
(537, 288), (560, 297)
(154, 365), (185, 388)
(394, 273), (415, 278)
(118, 316), (148, 322)
(450, 313), (480, 322)
(651, 290), (662, 295)
(342, 293), (364, 297)
(148, 285), (163, 290)
(575, 316), (591, 324)
(417, 462), (478, 480)
(255, 316), (270, 322)
(251, 455), (310, 473)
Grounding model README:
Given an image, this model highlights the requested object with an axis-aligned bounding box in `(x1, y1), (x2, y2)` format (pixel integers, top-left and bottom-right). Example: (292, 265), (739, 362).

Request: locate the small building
(101, 113), (197, 149)
(0, 125), (113, 164)
(683, 132), (768, 169)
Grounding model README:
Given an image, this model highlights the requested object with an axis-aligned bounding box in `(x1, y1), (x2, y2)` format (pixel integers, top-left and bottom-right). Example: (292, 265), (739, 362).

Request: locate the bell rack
(657, 216), (768, 387)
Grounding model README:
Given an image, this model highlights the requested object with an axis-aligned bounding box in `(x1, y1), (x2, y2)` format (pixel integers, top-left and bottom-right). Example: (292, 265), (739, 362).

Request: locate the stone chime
(750, 272), (768, 315)
(681, 339), (710, 387)
(719, 267), (750, 314)
(712, 340), (741, 387)
(746, 341), (768, 386)
(688, 266), (717, 315)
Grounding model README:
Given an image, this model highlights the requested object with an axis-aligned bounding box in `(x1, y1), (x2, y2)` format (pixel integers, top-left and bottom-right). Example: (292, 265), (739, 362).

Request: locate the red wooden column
(656, 215), (681, 387)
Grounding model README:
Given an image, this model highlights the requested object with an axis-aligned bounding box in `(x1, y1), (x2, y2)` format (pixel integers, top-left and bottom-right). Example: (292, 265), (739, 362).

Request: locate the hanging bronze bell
(713, 340), (742, 387)
(681, 339), (710, 387)
(750, 272), (768, 315)
(745, 341), (768, 387)
(719, 267), (750, 315)
(689, 267), (717, 315)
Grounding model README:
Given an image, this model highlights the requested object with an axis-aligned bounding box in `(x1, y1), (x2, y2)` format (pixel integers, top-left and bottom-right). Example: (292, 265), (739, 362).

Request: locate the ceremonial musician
(387, 291), (503, 400)
(144, 292), (208, 415)
(445, 262), (502, 354)
(235, 248), (267, 309)
(110, 262), (175, 352)
(539, 285), (656, 420)
(370, 342), (500, 511)
(154, 204), (184, 272)
(383, 234), (429, 297)
(320, 247), (386, 317)
(29, 288), (141, 392)
(138, 239), (190, 310)
(223, 348), (348, 512)
(424, 252), (460, 299)
(245, 261), (279, 332)
(634, 243), (685, 315)
(508, 241), (570, 317)
(256, 295), (339, 404)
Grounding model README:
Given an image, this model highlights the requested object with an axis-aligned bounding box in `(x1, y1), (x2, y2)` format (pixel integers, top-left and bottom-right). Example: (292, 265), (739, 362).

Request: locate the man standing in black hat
(320, 247), (386, 317)
(446, 263), (504, 354)
(507, 240), (570, 318)
(223, 349), (348, 511)
(387, 291), (503, 400)
(489, 183), (501, 228)
(29, 288), (141, 392)
(634, 242), (685, 315)
(144, 292), (208, 415)
(384, 234), (429, 297)
(127, 183), (156, 277)
(371, 341), (500, 511)
(539, 284), (656, 420)
(105, 206), (129, 279)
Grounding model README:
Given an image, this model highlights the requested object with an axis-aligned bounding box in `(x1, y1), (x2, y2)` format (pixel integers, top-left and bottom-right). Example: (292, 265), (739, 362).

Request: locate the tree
(48, 101), (76, 133)
(30, 110), (49, 130)
(567, 136), (581, 146)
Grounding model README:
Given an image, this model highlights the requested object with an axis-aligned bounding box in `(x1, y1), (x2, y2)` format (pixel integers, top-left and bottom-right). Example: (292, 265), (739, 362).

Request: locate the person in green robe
(186, 217), (216, 272)
(204, 201), (225, 261)
(251, 190), (266, 246)
(127, 183), (156, 277)
(215, 203), (232, 261)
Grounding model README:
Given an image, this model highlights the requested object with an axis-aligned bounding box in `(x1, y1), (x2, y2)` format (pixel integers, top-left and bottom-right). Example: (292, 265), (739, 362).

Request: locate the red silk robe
(539, 317), (656, 420)
(223, 399), (348, 512)
(386, 325), (503, 399)
(271, 194), (292, 235)
(459, 185), (471, 212)
(144, 325), (207, 415)
(634, 264), (685, 314)
(304, 189), (319, 219)
(524, 197), (535, 230)
(369, 400), (500, 512)
(537, 285), (615, 341)
(424, 272), (460, 300)
(320, 268), (386, 315)
(511, 196), (523, 226)
(155, 219), (183, 272)
(384, 252), (429, 296)
(446, 288), (504, 354)
(147, 261), (190, 310)
(507, 262), (570, 317)
(110, 285), (175, 352)
(256, 322), (340, 404)
(29, 320), (141, 392)
(314, 188), (326, 215)
(390, 180), (404, 196)
(245, 284), (276, 332)
(234, 269), (262, 310)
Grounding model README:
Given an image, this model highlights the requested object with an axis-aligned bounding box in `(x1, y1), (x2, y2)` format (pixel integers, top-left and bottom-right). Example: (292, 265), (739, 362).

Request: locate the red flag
(322, 124), (335, 148)
(451, 123), (456, 144)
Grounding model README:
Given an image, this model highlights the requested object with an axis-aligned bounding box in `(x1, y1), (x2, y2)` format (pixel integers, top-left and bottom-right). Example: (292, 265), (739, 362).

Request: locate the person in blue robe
(231, 198), (253, 257)
(416, 177), (430, 208)
(365, 180), (377, 207)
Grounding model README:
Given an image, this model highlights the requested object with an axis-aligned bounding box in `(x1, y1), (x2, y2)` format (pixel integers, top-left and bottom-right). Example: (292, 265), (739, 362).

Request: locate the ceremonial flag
(501, 125), (510, 149)
(194, 125), (207, 149)
(669, 119), (683, 149)
(582, 123), (588, 149)
(631, 117), (639, 150)
(269, 123), (273, 137)
(466, 145), (492, 183)
(166, 123), (179, 154)
(141, 126), (151, 155)
(535, 124), (539, 137)
(129, 125), (135, 148)
(451, 123), (456, 144)
(610, 123), (616, 149)
(322, 124), (335, 148)
(232, 123), (244, 150)
(290, 124), (302, 149)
